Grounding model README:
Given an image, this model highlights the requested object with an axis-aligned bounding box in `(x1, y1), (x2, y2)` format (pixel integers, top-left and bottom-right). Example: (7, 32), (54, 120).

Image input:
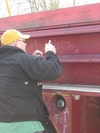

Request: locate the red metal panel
(0, 3), (100, 33)
(43, 88), (100, 133)
(86, 97), (100, 133)
(71, 95), (100, 133)
(25, 32), (100, 86)
(43, 90), (71, 133)
(72, 95), (84, 133)
(26, 33), (100, 55)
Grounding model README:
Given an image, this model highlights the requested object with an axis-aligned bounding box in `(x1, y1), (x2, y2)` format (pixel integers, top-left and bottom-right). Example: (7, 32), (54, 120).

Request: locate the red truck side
(0, 3), (100, 133)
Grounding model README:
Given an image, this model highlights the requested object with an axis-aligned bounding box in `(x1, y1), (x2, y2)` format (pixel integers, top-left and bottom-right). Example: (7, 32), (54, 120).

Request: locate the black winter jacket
(0, 46), (62, 122)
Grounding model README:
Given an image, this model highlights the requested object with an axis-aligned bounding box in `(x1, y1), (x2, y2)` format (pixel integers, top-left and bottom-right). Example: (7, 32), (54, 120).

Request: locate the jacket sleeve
(19, 51), (62, 81)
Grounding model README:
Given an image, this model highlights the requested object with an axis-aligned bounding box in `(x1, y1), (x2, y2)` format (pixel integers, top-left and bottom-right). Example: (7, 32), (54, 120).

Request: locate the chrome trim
(43, 83), (100, 93)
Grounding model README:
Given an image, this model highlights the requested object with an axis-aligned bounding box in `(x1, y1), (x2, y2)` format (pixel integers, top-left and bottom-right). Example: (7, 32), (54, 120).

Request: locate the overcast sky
(0, 0), (100, 18)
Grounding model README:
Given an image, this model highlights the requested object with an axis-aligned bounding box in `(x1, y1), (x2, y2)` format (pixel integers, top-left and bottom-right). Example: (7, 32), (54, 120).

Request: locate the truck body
(0, 3), (100, 133)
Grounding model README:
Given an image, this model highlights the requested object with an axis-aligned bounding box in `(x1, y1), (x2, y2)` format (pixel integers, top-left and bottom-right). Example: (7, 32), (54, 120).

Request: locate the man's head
(1, 29), (30, 45)
(0, 29), (30, 52)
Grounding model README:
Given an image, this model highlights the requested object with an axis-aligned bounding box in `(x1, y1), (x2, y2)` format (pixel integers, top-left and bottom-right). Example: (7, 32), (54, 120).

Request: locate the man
(0, 29), (62, 133)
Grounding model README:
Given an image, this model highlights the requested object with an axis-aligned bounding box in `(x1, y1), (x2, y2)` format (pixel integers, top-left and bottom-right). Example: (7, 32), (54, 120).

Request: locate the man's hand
(44, 41), (56, 54)
(33, 50), (43, 57)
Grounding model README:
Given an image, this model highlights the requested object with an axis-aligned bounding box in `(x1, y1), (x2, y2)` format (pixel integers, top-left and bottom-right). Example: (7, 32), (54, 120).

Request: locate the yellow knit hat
(1, 29), (30, 45)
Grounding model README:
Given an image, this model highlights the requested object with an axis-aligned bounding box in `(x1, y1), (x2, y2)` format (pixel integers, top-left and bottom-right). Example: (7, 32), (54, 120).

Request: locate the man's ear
(14, 40), (18, 47)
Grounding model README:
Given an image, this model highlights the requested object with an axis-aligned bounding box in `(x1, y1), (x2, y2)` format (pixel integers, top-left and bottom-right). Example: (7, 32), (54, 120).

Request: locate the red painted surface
(26, 33), (100, 86)
(0, 3), (100, 133)
(86, 97), (100, 133)
(0, 3), (100, 35)
(71, 95), (82, 133)
(43, 90), (100, 133)
(43, 90), (71, 133)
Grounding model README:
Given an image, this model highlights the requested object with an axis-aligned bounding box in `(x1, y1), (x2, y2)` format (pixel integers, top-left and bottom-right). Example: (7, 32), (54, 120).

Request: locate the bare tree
(26, 0), (62, 12)
(73, 0), (75, 6)
(2, 0), (89, 17)
(84, 0), (89, 4)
